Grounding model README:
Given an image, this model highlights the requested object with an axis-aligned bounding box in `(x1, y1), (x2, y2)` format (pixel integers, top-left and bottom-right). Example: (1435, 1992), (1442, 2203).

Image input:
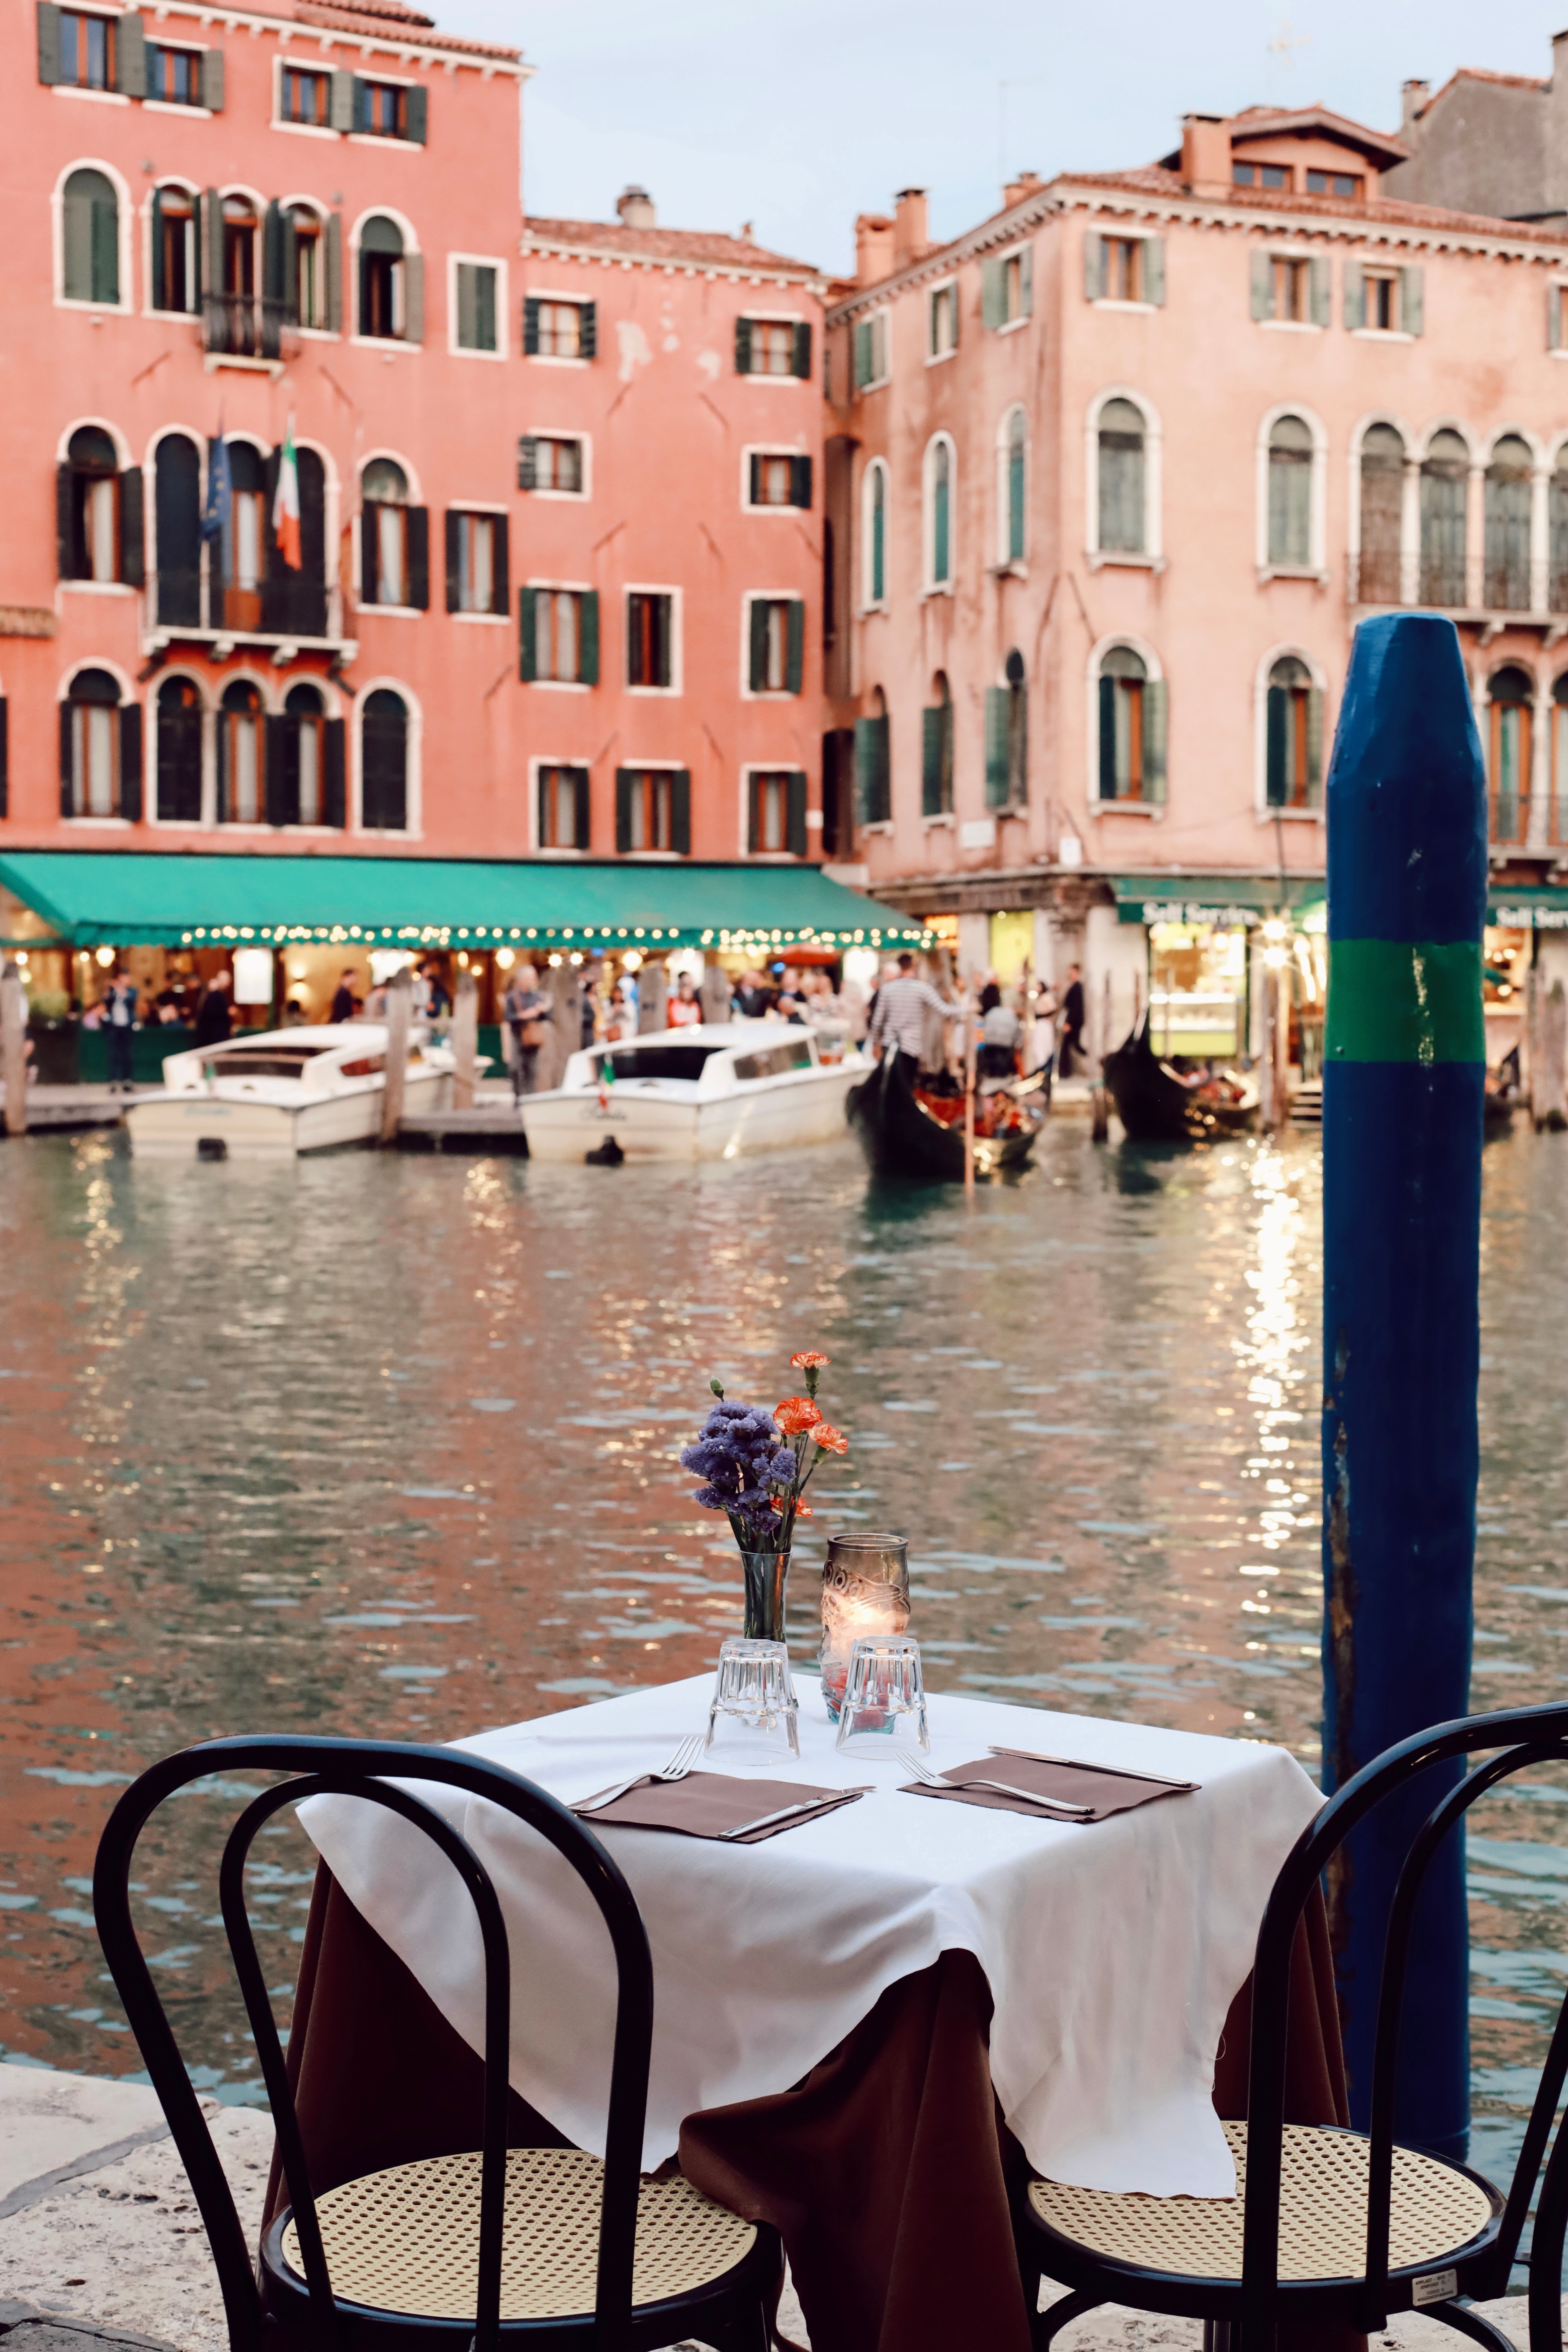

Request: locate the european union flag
(202, 434), (231, 546)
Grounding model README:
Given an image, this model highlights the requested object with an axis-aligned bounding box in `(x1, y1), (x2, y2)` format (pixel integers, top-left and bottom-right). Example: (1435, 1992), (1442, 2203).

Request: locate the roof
(0, 853), (927, 950)
(1156, 105), (1409, 172)
(1066, 163), (1568, 243)
(1413, 66), (1551, 121)
(241, 0), (522, 65)
(522, 216), (822, 277)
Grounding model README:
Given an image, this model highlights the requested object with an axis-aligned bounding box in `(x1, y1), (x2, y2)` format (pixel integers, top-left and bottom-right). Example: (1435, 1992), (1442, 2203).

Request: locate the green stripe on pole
(1325, 938), (1485, 1064)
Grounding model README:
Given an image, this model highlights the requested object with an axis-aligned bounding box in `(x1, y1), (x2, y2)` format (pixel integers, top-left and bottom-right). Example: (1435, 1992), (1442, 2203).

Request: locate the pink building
(824, 108), (1568, 1065)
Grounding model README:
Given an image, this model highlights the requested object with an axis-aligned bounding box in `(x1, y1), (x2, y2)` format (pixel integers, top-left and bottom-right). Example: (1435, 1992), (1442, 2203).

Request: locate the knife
(720, 1789), (869, 1839)
(988, 1745), (1198, 1791)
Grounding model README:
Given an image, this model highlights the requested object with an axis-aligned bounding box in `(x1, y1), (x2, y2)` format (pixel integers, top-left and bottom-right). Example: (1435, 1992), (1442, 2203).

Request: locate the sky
(437, 0), (1563, 275)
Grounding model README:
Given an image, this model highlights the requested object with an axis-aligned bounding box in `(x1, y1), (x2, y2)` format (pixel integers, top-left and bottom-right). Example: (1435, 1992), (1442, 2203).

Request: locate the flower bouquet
(679, 1351), (849, 1642)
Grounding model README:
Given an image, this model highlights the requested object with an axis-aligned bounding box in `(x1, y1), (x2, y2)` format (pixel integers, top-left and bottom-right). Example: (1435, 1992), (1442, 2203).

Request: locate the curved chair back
(92, 1735), (654, 2352)
(1239, 1702), (1568, 2348)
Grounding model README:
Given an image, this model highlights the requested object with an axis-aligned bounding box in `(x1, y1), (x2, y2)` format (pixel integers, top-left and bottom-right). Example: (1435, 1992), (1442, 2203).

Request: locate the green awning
(0, 851), (928, 951)
(1489, 885), (1568, 930)
(1112, 874), (1326, 927)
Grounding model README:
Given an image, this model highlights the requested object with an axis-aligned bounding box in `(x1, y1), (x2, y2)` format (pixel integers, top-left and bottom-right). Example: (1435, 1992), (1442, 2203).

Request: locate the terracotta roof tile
(1417, 65), (1550, 118)
(285, 0), (521, 60)
(1063, 164), (1568, 243)
(522, 216), (821, 274)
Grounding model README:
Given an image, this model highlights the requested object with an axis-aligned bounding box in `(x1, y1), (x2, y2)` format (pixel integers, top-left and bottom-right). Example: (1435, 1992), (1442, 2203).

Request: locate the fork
(897, 1750), (1093, 1818)
(572, 1734), (705, 1814)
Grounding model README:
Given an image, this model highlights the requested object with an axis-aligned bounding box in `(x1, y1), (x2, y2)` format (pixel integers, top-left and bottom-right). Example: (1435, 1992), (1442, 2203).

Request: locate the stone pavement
(0, 2060), (1549, 2352)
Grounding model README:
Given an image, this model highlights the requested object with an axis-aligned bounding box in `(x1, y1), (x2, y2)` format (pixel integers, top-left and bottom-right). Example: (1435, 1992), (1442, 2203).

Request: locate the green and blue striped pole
(1321, 611), (1486, 2160)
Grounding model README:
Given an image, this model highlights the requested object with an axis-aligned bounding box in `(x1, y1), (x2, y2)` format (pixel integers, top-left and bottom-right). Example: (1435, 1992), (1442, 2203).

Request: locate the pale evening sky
(437, 1), (1565, 275)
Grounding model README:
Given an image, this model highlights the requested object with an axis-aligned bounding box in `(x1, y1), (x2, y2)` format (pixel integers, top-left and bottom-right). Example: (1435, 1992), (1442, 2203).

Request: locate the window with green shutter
(1098, 645), (1156, 802)
(748, 599), (805, 693)
(1003, 409), (1026, 564)
(521, 588), (597, 684)
(62, 168), (119, 305)
(928, 438), (952, 587)
(455, 261), (498, 353)
(538, 764), (590, 850)
(854, 707), (891, 826)
(749, 768), (806, 854)
(865, 461), (887, 604)
(1265, 657), (1319, 808)
(921, 682), (953, 817)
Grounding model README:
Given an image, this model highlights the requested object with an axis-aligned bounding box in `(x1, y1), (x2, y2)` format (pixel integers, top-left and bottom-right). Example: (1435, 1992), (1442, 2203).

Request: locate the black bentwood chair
(1014, 1703), (1568, 2352)
(92, 1736), (782, 2352)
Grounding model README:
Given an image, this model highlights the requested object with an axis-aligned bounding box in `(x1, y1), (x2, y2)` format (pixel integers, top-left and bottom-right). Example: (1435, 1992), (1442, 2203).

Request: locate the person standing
(1058, 962), (1087, 1077)
(666, 971), (704, 1028)
(502, 964), (551, 1100)
(867, 952), (953, 1078)
(193, 969), (232, 1047)
(328, 969), (360, 1024)
(976, 981), (1023, 1080)
(104, 969), (138, 1092)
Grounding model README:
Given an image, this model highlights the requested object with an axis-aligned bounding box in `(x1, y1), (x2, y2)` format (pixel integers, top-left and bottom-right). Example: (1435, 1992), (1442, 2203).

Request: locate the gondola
(1484, 1045), (1522, 1131)
(1101, 1016), (1258, 1144)
(846, 1050), (1044, 1182)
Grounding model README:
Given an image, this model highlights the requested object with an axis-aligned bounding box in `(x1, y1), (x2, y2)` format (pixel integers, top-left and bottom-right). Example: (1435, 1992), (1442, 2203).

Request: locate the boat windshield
(733, 1038), (814, 1081)
(593, 1046), (726, 1082)
(204, 1051), (321, 1079)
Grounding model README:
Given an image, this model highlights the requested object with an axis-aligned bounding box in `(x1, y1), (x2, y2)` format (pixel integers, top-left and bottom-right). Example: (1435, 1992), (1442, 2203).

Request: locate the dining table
(267, 1672), (1356, 2352)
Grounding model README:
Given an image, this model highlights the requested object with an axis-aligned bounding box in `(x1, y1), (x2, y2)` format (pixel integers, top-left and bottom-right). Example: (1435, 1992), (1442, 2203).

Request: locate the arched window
(1420, 431), (1469, 608)
(156, 677), (203, 824)
(1265, 655), (1323, 810)
(61, 669), (138, 820)
(1098, 398), (1145, 555)
(286, 204), (326, 330)
(205, 195), (266, 356)
(864, 461), (887, 605)
(362, 458), (411, 607)
(360, 216), (412, 341)
(154, 435), (202, 627)
(150, 185), (197, 314)
(1096, 645), (1166, 804)
(361, 688), (409, 830)
(1551, 452), (1568, 616)
(927, 437), (953, 588)
(1267, 414), (1313, 567)
(218, 679), (263, 824)
(58, 426), (130, 586)
(922, 672), (953, 817)
(855, 686), (890, 826)
(1485, 436), (1534, 613)
(1553, 674), (1568, 840)
(1358, 424), (1405, 604)
(218, 442), (267, 631)
(986, 648), (1028, 810)
(263, 443), (327, 638)
(61, 169), (118, 305)
(1001, 408), (1027, 565)
(1488, 666), (1534, 844)
(277, 682), (336, 826)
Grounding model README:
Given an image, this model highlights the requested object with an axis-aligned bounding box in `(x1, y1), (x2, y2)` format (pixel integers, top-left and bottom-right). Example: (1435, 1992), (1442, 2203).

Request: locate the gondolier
(867, 953), (953, 1074)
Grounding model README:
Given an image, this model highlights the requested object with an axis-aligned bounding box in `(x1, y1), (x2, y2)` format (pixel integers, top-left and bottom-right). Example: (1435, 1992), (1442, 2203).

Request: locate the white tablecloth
(298, 1675), (1321, 2196)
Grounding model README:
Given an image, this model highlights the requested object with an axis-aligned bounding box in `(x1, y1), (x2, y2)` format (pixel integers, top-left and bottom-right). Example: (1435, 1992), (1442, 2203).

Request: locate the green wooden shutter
(199, 46), (223, 109)
(1019, 243), (1033, 317)
(1009, 684), (1027, 802)
(407, 505), (429, 609)
(523, 296), (540, 355)
(323, 718), (345, 827)
(791, 455), (813, 508)
(853, 718), (875, 824)
(785, 599), (804, 694)
(747, 453), (761, 506)
(491, 516), (509, 617)
(263, 199), (285, 306)
(1250, 250), (1272, 321)
(786, 771), (807, 856)
(573, 768), (591, 851)
(746, 772), (760, 853)
(615, 767), (633, 852)
(1082, 233), (1105, 302)
(149, 187), (166, 312)
(280, 208), (298, 324)
(1098, 677), (1117, 798)
(853, 321), (871, 388)
(518, 586), (537, 681)
(1143, 236), (1165, 306)
(443, 510), (460, 612)
(921, 706), (943, 816)
(329, 66), (354, 129)
(580, 590), (599, 685)
(119, 467), (144, 587)
(748, 599), (769, 692)
(579, 301), (597, 359)
(536, 765), (550, 847)
(36, 3), (61, 85)
(672, 768), (691, 855)
(734, 316), (753, 374)
(1552, 284), (1563, 353)
(792, 321), (812, 379)
(324, 212), (341, 331)
(59, 701), (74, 816)
(120, 701), (143, 822)
(476, 265), (495, 351)
(517, 437), (538, 490)
(264, 713), (287, 826)
(361, 505), (378, 605)
(402, 251), (423, 343)
(1400, 263), (1424, 335)
(456, 261), (477, 350)
(56, 463), (75, 578)
(982, 256), (1004, 327)
(1306, 686), (1324, 805)
(405, 83), (427, 144)
(1265, 684), (1287, 806)
(91, 187), (119, 305)
(1310, 256), (1331, 328)
(874, 716), (890, 820)
(1344, 260), (1365, 331)
(984, 686), (1009, 808)
(116, 12), (146, 95)
(200, 190), (220, 301)
(1143, 679), (1168, 803)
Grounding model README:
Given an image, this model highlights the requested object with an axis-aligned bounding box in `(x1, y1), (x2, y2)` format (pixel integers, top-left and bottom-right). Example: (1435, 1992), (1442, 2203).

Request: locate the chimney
(616, 184), (656, 229)
(1003, 168), (1043, 210)
(1179, 113), (1232, 196)
(893, 186), (929, 267)
(1401, 78), (1430, 138)
(855, 211), (896, 287)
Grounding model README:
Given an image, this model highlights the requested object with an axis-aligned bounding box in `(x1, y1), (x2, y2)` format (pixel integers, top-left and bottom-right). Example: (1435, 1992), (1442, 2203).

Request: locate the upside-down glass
(819, 1532), (910, 1722)
(833, 1633), (929, 1752)
(706, 1635), (800, 1758)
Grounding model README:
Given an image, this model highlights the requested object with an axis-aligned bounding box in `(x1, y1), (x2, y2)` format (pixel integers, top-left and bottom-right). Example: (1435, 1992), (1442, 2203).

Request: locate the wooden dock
(396, 1105), (529, 1154)
(0, 1083), (132, 1132)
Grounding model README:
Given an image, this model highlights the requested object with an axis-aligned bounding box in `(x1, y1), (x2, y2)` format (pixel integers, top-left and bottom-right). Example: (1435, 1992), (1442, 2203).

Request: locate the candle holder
(818, 1532), (910, 1721)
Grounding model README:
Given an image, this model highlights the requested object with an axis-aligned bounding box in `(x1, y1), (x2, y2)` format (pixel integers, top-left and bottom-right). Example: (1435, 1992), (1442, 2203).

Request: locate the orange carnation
(774, 1396), (822, 1435)
(809, 1422), (848, 1454)
(790, 1350), (831, 1370)
(773, 1497), (814, 1519)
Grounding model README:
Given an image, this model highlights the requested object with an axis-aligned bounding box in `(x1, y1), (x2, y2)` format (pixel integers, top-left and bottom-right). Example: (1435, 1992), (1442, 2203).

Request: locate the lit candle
(819, 1533), (911, 1721)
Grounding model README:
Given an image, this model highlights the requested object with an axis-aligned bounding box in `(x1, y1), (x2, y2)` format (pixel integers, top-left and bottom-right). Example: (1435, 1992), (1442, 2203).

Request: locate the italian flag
(272, 418), (302, 570)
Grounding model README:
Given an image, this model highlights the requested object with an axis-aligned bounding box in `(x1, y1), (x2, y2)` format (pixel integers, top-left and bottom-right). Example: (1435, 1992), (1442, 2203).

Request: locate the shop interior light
(569, 951), (584, 967)
(495, 947), (516, 971)
(548, 952), (563, 968)
(623, 951), (642, 972)
(96, 946), (115, 967)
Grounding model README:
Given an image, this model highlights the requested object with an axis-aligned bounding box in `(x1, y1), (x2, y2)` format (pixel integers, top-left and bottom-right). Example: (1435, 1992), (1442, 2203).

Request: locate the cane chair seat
(1026, 2123), (1499, 2286)
(278, 2147), (757, 2323)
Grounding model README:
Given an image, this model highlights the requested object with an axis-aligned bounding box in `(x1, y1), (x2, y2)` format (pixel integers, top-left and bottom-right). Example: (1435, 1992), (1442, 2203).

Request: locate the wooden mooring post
(1, 962), (27, 1138)
(452, 969), (478, 1111)
(380, 967), (412, 1143)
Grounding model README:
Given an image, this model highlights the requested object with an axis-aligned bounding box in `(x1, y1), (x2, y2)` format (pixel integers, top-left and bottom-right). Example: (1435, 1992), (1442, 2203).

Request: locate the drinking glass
(833, 1634), (929, 1752)
(819, 1532), (910, 1722)
(706, 1636), (800, 1758)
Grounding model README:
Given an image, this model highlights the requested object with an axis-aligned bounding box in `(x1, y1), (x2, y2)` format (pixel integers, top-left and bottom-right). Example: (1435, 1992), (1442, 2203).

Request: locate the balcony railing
(1351, 550), (1568, 618)
(202, 292), (290, 361)
(149, 569), (340, 644)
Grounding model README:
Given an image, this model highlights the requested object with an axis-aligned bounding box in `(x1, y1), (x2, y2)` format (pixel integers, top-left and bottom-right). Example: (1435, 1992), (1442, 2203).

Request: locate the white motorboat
(123, 1023), (460, 1160)
(521, 1020), (864, 1162)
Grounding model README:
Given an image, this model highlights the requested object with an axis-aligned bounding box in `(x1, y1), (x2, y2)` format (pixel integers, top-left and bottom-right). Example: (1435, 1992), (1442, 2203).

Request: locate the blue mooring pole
(1321, 611), (1487, 2160)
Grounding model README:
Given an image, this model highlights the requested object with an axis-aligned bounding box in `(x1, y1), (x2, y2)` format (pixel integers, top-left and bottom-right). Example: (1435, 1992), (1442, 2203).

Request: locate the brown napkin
(580, 1771), (866, 1844)
(900, 1752), (1198, 1824)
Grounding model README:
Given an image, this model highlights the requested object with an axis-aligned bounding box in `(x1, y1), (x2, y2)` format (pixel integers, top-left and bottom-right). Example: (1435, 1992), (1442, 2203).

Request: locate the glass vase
(740, 1548), (790, 1645)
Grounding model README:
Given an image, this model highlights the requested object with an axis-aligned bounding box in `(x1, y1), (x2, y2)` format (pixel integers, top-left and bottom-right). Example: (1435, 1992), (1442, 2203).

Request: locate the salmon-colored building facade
(0, 0), (826, 878)
(824, 107), (1568, 1063)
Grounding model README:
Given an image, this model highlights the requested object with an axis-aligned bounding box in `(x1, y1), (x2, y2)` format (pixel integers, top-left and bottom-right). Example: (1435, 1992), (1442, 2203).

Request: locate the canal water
(2, 1119), (1566, 2212)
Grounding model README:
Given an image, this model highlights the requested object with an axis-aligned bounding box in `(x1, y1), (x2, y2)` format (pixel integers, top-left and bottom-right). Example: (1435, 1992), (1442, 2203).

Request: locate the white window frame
(145, 666), (213, 832)
(525, 579), (595, 692)
(142, 176), (200, 320)
(52, 156), (134, 315)
(739, 590), (804, 701)
(352, 675), (423, 838)
(525, 288), (593, 369)
(923, 430), (956, 596)
(1085, 630), (1165, 817)
(1346, 411), (1417, 607)
(624, 583), (683, 697)
(741, 444), (806, 515)
(347, 66), (421, 150)
(860, 457), (890, 613)
(272, 53), (338, 139)
(1256, 402), (1329, 582)
(449, 503), (509, 624)
(530, 755), (593, 854)
(1352, 263), (1411, 343)
(995, 403), (1028, 572)
(926, 277), (958, 365)
(277, 196), (335, 339)
(853, 307), (891, 392)
(349, 205), (420, 350)
(1258, 246), (1324, 335)
(1090, 230), (1159, 314)
(737, 308), (807, 381)
(1085, 385), (1163, 569)
(522, 432), (591, 502)
(58, 656), (136, 829)
(617, 758), (687, 860)
(739, 762), (808, 858)
(1253, 642), (1329, 822)
(355, 446), (423, 617)
(143, 35), (211, 119)
(447, 252), (508, 360)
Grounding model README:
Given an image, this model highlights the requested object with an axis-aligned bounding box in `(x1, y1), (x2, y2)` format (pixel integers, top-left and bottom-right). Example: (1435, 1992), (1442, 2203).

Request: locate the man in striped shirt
(868, 952), (954, 1072)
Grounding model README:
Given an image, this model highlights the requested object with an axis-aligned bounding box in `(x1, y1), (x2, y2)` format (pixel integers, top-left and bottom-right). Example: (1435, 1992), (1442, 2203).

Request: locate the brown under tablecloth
(265, 1865), (1356, 2352)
